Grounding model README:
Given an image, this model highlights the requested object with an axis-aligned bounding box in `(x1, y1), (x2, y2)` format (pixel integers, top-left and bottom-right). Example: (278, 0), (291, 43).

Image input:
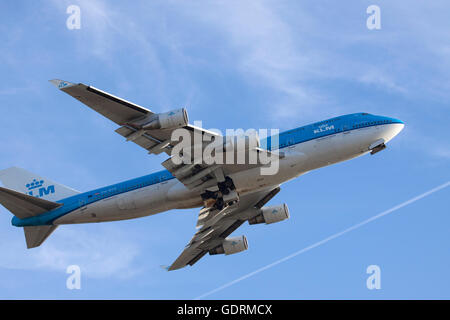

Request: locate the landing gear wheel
(201, 190), (217, 201)
(218, 176), (236, 195)
(202, 176), (238, 210)
(214, 197), (224, 210)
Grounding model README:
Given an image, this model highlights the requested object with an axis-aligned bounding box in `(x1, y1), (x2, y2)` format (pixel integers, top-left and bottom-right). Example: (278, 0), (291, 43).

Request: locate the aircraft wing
(51, 79), (270, 191)
(49, 79), (219, 157)
(168, 186), (280, 271)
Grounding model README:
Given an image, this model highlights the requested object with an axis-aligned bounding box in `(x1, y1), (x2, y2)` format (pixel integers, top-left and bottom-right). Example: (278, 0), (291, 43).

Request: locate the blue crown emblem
(58, 81), (69, 88)
(26, 179), (44, 190)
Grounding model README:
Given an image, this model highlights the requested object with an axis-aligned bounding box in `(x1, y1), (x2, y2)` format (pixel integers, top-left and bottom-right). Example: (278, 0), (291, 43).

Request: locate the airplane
(0, 79), (404, 271)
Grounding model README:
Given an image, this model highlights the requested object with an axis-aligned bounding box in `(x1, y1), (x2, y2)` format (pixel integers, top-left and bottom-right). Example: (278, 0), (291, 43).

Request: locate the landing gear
(218, 176), (235, 195)
(201, 190), (217, 201)
(369, 139), (386, 155)
(370, 143), (386, 155)
(222, 189), (239, 207)
(200, 176), (239, 210)
(214, 197), (225, 210)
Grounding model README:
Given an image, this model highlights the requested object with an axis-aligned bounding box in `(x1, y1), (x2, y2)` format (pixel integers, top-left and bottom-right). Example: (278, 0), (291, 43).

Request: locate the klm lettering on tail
(26, 179), (55, 198)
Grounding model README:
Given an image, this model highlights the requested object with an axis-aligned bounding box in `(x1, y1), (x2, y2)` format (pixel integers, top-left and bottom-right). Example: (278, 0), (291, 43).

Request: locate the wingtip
(49, 79), (76, 89)
(160, 265), (171, 271)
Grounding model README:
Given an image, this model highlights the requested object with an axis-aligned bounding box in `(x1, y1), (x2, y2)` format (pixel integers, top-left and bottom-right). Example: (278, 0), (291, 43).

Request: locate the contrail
(194, 181), (450, 300)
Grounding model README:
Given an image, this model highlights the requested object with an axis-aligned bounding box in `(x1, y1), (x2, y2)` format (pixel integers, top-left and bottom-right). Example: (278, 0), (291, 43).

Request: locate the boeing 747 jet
(0, 80), (404, 270)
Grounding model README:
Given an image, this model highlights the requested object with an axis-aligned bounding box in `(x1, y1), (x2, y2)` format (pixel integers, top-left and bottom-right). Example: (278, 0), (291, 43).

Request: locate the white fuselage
(53, 123), (404, 225)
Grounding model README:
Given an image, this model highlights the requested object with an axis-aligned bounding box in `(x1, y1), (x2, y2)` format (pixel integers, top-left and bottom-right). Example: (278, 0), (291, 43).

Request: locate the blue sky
(0, 0), (449, 299)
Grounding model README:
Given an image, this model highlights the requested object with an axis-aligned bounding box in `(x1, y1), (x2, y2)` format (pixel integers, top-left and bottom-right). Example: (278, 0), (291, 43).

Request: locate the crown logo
(58, 81), (69, 88)
(26, 179), (44, 190)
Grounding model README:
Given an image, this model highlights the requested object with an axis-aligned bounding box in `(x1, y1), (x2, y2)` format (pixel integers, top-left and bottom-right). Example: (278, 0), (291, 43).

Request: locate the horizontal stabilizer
(0, 187), (62, 219)
(24, 225), (58, 249)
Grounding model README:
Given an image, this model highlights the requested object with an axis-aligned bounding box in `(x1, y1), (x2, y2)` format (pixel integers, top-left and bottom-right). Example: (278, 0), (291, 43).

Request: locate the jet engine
(209, 235), (248, 255)
(248, 203), (290, 225)
(142, 108), (188, 130)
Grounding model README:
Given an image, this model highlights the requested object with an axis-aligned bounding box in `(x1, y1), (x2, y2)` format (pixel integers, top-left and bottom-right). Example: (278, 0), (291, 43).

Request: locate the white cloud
(177, 1), (324, 120)
(0, 225), (142, 279)
(49, 0), (118, 61)
(431, 147), (450, 160)
(358, 68), (406, 93)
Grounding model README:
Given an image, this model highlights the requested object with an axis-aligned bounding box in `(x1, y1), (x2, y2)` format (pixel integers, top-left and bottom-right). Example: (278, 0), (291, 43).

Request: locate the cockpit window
(361, 113), (369, 115)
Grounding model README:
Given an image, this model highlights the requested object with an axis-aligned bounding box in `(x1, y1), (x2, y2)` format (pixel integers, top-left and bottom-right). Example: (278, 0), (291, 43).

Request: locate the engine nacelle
(142, 108), (188, 130)
(248, 204), (290, 225)
(209, 235), (248, 255)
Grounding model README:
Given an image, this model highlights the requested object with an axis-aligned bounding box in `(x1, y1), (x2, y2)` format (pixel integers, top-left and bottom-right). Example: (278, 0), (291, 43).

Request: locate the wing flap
(115, 125), (172, 155)
(168, 187), (280, 271)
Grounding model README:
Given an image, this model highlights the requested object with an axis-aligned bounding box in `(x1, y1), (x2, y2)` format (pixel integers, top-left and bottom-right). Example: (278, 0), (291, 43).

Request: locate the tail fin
(0, 167), (79, 249)
(0, 167), (80, 201)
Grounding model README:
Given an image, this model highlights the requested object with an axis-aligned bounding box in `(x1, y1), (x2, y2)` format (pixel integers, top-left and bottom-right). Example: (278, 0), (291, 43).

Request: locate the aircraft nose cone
(381, 117), (404, 143)
(393, 118), (404, 132)
(394, 118), (404, 126)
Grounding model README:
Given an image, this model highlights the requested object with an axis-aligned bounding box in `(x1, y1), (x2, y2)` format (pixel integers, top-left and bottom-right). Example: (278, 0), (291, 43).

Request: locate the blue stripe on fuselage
(12, 112), (403, 227)
(261, 112), (403, 150)
(12, 170), (176, 227)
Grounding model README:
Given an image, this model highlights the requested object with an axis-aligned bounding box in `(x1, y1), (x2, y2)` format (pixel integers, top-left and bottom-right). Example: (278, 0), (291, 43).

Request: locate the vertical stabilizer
(0, 167), (80, 201)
